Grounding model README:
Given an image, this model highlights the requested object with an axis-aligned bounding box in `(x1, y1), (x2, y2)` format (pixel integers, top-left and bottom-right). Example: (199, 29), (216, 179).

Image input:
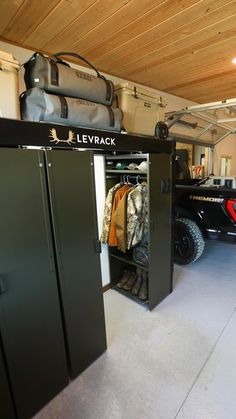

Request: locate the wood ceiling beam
(78, 0), (200, 63)
(0, 0), (236, 103)
(23, 0), (97, 49)
(0, 0), (61, 43)
(170, 73), (236, 103)
(167, 68), (236, 92)
(65, 0), (162, 56)
(91, 0), (232, 71)
(112, 14), (236, 83)
(99, 0), (236, 75)
(43, 0), (137, 52)
(126, 34), (236, 89)
(0, 0), (25, 34)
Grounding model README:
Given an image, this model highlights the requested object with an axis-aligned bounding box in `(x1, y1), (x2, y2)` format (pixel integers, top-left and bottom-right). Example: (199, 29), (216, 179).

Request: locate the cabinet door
(0, 149), (68, 419)
(149, 152), (173, 310)
(46, 150), (107, 379)
(0, 342), (15, 419)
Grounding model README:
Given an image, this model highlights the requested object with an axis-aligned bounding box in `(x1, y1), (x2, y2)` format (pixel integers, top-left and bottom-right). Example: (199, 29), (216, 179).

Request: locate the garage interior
(0, 1), (236, 418)
(34, 241), (236, 419)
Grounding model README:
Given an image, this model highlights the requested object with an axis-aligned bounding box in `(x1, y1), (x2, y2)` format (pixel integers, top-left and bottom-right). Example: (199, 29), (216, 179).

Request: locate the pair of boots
(116, 269), (136, 291)
(131, 267), (148, 301)
(116, 267), (148, 301)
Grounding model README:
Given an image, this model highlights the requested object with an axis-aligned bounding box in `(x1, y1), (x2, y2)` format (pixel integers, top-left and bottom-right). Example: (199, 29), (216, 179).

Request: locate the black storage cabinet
(0, 118), (173, 417)
(0, 339), (15, 419)
(45, 150), (107, 378)
(0, 149), (69, 419)
(106, 151), (173, 310)
(0, 147), (107, 418)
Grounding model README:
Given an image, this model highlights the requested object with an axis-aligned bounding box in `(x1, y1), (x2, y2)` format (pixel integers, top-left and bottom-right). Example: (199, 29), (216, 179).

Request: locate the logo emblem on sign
(49, 128), (76, 145)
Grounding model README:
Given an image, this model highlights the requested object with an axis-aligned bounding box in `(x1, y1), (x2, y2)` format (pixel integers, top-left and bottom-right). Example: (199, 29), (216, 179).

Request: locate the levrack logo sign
(49, 128), (116, 147)
(49, 128), (76, 145)
(77, 133), (116, 146)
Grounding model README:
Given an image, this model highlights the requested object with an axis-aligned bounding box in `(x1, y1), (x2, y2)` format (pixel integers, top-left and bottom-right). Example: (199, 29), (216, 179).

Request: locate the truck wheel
(174, 218), (205, 265)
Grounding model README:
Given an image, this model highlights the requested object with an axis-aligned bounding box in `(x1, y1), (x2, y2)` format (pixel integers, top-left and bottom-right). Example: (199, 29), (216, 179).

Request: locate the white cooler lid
(115, 82), (167, 106)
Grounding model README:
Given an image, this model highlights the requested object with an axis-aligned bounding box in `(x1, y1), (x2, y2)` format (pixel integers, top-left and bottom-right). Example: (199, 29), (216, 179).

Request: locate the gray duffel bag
(24, 51), (114, 106)
(20, 87), (122, 132)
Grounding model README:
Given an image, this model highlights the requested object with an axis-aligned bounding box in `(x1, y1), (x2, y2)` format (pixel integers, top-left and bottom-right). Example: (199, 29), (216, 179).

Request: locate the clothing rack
(106, 174), (147, 180)
(103, 152), (173, 310)
(105, 153), (149, 160)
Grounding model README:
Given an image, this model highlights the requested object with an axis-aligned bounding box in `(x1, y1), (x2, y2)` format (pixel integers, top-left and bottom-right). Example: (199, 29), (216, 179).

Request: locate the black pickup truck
(173, 160), (236, 265)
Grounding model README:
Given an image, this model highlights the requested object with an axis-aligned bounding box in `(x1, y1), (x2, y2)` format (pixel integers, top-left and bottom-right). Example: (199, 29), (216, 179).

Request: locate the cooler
(0, 50), (20, 119)
(115, 82), (167, 136)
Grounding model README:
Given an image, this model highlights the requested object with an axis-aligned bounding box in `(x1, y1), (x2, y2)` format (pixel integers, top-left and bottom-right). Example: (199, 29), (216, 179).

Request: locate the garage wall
(214, 135), (236, 176)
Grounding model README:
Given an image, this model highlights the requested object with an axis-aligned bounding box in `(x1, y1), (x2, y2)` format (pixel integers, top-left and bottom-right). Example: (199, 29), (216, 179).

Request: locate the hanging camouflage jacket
(126, 183), (148, 249)
(100, 182), (123, 244)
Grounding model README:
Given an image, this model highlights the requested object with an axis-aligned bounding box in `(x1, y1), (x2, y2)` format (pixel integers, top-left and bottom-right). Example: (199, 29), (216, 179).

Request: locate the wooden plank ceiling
(1, 0), (236, 103)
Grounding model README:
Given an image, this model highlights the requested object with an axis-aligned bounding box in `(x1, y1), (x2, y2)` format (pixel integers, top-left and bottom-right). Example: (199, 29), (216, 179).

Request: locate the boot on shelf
(123, 271), (137, 291)
(116, 268), (130, 289)
(139, 270), (148, 301)
(131, 267), (143, 296)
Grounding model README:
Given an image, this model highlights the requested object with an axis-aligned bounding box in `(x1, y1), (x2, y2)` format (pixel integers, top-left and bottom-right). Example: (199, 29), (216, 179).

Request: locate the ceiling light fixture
(232, 57), (236, 64)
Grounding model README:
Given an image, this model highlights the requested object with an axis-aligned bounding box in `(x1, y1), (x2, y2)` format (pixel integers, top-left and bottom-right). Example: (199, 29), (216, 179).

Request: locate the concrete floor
(34, 240), (236, 419)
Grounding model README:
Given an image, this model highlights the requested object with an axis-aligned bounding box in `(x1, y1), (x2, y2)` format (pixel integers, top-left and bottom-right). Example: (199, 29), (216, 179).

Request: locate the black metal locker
(45, 150), (107, 379)
(0, 149), (68, 419)
(105, 149), (173, 311)
(149, 152), (173, 310)
(0, 339), (15, 419)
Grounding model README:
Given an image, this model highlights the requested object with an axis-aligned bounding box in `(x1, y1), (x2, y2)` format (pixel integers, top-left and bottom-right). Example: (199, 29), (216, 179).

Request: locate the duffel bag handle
(50, 51), (106, 80)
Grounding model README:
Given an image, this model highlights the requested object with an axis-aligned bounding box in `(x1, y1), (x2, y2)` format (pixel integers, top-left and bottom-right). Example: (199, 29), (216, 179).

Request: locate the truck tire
(174, 218), (205, 265)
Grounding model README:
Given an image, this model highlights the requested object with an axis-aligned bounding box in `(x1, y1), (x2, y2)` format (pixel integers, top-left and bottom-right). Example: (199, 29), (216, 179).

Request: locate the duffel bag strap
(50, 51), (106, 80)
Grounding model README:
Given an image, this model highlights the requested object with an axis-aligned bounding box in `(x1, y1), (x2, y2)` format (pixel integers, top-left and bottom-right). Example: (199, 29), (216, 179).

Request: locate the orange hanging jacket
(108, 184), (130, 246)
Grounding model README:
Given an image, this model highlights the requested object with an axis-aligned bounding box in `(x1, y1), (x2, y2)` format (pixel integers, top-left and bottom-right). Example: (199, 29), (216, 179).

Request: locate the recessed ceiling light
(232, 57), (236, 64)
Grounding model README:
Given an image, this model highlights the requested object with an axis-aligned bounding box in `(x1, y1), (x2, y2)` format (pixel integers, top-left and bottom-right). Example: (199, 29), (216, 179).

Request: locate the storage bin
(0, 50), (20, 119)
(115, 82), (167, 136)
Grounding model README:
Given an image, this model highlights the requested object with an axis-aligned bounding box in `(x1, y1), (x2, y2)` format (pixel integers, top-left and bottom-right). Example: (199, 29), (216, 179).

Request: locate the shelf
(106, 151), (173, 311)
(109, 252), (149, 271)
(112, 286), (149, 307)
(106, 169), (147, 175)
(105, 154), (148, 160)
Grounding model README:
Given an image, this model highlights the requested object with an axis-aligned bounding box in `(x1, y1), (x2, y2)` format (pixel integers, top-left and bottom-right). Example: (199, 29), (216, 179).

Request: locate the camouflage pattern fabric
(100, 183), (123, 244)
(126, 183), (148, 249)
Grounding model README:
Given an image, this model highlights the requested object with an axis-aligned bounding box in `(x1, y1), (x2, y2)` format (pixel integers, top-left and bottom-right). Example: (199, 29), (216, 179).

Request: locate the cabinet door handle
(0, 276), (7, 295)
(161, 179), (170, 193)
